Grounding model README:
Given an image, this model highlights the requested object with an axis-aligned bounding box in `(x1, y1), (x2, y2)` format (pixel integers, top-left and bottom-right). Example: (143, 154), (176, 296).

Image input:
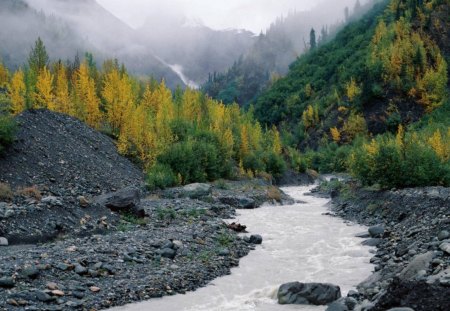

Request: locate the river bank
(0, 179), (292, 310)
(318, 180), (450, 311)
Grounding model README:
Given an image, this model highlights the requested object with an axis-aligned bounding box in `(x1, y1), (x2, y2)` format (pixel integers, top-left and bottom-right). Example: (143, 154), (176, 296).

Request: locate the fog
(0, 0), (375, 88)
(97, 0), (320, 33)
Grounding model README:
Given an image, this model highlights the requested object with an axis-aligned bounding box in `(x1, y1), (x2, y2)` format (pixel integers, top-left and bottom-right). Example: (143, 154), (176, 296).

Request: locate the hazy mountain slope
(253, 0), (449, 149)
(202, 0), (378, 106)
(0, 0), (97, 69)
(137, 18), (256, 86)
(0, 0), (256, 88)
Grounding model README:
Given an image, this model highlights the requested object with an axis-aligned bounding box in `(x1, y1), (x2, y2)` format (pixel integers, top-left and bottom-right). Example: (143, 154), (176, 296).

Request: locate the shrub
(242, 153), (265, 174)
(349, 133), (449, 189)
(156, 138), (232, 186)
(0, 182), (13, 201)
(267, 186), (282, 202)
(0, 114), (16, 154)
(263, 151), (287, 179)
(146, 163), (178, 190)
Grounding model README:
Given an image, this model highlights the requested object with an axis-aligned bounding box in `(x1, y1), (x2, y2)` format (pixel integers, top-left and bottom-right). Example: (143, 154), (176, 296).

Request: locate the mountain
(137, 17), (256, 87)
(202, 0), (378, 106)
(0, 0), (97, 70)
(21, 0), (184, 88)
(253, 0), (450, 150)
(0, 0), (257, 89)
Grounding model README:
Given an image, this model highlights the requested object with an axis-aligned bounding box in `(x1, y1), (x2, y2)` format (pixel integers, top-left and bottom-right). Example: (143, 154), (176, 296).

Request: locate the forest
(1, 0), (449, 190)
(0, 39), (285, 189)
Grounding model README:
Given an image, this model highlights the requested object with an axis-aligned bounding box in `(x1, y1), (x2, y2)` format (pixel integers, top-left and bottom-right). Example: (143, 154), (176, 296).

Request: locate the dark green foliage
(242, 153), (265, 174)
(310, 28), (317, 50)
(349, 135), (449, 189)
(146, 163), (178, 190)
(154, 137), (232, 187)
(28, 37), (49, 73)
(263, 151), (287, 178)
(255, 2), (386, 148)
(0, 114), (16, 154)
(304, 142), (353, 173)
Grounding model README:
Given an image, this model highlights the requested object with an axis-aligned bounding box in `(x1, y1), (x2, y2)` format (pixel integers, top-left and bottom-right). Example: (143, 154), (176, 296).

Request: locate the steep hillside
(254, 0), (449, 150)
(202, 0), (378, 106)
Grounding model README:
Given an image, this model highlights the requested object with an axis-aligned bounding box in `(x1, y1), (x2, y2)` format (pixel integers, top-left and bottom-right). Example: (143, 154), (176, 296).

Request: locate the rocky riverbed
(0, 179), (292, 311)
(0, 109), (296, 310)
(316, 180), (450, 311)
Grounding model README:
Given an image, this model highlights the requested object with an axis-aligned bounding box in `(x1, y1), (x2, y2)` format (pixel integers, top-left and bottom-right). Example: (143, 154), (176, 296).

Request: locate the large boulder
(368, 225), (384, 238)
(94, 187), (144, 217)
(182, 183), (212, 199)
(218, 195), (256, 209)
(278, 282), (341, 305)
(398, 252), (434, 281)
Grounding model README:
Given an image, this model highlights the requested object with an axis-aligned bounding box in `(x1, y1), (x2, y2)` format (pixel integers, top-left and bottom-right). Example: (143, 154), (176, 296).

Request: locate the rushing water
(111, 185), (374, 311)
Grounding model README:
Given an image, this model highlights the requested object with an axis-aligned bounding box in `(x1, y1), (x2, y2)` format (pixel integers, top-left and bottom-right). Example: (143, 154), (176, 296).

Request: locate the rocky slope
(318, 180), (450, 311)
(0, 109), (144, 193)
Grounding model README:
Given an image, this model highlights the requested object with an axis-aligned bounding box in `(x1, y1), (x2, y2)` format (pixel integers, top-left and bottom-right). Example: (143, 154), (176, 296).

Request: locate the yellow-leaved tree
(102, 67), (134, 133)
(73, 62), (101, 128)
(34, 66), (54, 109)
(0, 62), (9, 87)
(54, 62), (72, 115)
(9, 69), (26, 115)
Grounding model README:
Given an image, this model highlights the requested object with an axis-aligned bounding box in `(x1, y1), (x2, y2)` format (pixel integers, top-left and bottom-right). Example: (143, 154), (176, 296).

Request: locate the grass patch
(0, 182), (13, 201)
(16, 185), (42, 200)
(267, 186), (282, 202)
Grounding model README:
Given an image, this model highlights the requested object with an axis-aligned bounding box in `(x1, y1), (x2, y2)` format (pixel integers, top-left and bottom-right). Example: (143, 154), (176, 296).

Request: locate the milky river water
(110, 185), (374, 311)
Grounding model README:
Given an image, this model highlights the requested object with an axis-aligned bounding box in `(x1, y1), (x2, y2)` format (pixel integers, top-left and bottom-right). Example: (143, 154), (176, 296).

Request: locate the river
(110, 185), (374, 311)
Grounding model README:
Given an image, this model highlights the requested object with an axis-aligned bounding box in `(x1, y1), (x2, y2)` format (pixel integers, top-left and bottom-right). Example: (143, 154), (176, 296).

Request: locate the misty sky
(97, 0), (320, 33)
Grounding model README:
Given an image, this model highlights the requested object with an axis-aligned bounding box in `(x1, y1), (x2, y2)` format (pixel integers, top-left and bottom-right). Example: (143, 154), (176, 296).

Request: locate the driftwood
(227, 222), (247, 232)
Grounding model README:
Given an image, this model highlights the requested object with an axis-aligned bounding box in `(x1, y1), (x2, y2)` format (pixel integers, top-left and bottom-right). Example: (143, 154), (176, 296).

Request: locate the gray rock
(326, 298), (349, 311)
(355, 232), (371, 238)
(249, 234), (263, 244)
(160, 248), (176, 259)
(368, 225), (384, 238)
(41, 196), (62, 206)
(438, 230), (449, 241)
(277, 282), (341, 305)
(0, 237), (8, 246)
(358, 271), (381, 294)
(439, 242), (450, 254)
(0, 277), (14, 288)
(55, 263), (70, 271)
(398, 251), (434, 281)
(219, 196), (256, 209)
(74, 264), (88, 275)
(218, 248), (230, 256)
(386, 308), (415, 311)
(22, 267), (40, 279)
(362, 238), (382, 247)
(35, 290), (53, 302)
(94, 187), (143, 217)
(182, 183), (212, 199)
(345, 297), (357, 310)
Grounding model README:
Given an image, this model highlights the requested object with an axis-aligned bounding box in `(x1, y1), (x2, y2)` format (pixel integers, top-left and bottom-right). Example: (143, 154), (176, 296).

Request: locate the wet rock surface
(277, 282), (341, 305)
(320, 182), (450, 311)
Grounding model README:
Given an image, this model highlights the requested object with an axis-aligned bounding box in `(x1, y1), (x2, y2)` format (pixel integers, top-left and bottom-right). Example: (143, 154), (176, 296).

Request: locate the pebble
(0, 237), (8, 246)
(0, 277), (15, 288)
